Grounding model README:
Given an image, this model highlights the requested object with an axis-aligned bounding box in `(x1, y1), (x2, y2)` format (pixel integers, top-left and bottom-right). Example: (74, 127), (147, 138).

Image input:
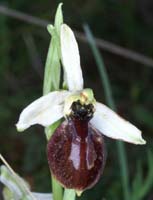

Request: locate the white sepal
(91, 102), (146, 145)
(16, 91), (70, 131)
(60, 24), (83, 91)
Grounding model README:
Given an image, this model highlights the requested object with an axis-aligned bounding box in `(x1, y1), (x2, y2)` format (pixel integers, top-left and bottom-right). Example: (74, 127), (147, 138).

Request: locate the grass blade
(84, 24), (130, 200)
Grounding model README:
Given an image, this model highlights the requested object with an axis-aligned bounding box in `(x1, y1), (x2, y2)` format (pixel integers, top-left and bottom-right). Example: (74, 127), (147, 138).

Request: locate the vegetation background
(0, 0), (153, 199)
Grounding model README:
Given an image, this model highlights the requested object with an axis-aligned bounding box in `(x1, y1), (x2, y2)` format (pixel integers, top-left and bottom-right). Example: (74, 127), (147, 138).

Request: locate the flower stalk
(43, 4), (63, 200)
(43, 4), (76, 200)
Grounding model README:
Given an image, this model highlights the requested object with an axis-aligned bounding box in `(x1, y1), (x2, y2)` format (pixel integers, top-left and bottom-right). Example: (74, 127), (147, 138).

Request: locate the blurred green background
(0, 0), (153, 199)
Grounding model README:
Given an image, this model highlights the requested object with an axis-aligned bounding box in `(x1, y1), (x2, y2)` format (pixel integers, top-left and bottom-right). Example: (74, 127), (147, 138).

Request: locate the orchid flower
(16, 24), (145, 145)
(16, 24), (146, 194)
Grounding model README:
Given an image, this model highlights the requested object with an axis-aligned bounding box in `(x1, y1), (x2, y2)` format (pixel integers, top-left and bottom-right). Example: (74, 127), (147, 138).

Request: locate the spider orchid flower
(16, 24), (146, 194)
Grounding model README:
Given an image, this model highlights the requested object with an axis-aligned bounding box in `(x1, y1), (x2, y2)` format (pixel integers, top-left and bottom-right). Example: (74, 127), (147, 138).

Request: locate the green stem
(63, 189), (76, 200)
(52, 175), (63, 200)
(43, 33), (63, 200)
(84, 24), (130, 200)
(43, 4), (76, 200)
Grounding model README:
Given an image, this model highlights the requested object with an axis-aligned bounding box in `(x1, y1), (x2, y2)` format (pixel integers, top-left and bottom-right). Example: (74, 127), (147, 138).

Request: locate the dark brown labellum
(47, 101), (106, 193)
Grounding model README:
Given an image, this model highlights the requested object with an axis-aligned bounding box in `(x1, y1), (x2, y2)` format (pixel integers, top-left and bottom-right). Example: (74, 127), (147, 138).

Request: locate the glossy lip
(47, 119), (106, 193)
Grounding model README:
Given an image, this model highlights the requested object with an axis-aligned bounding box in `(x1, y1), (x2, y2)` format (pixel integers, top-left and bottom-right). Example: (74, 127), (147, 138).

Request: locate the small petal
(16, 91), (71, 131)
(91, 102), (146, 145)
(60, 24), (84, 91)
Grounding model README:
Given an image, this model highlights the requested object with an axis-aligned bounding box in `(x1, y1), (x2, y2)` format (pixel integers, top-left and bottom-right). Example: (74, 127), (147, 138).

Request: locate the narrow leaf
(54, 3), (63, 35)
(43, 36), (61, 94)
(84, 24), (130, 200)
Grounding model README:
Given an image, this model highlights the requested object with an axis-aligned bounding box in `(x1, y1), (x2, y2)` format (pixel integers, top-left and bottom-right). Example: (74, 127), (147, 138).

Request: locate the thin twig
(1, 4), (153, 67)
(76, 31), (153, 67)
(0, 5), (48, 27)
(0, 154), (16, 176)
